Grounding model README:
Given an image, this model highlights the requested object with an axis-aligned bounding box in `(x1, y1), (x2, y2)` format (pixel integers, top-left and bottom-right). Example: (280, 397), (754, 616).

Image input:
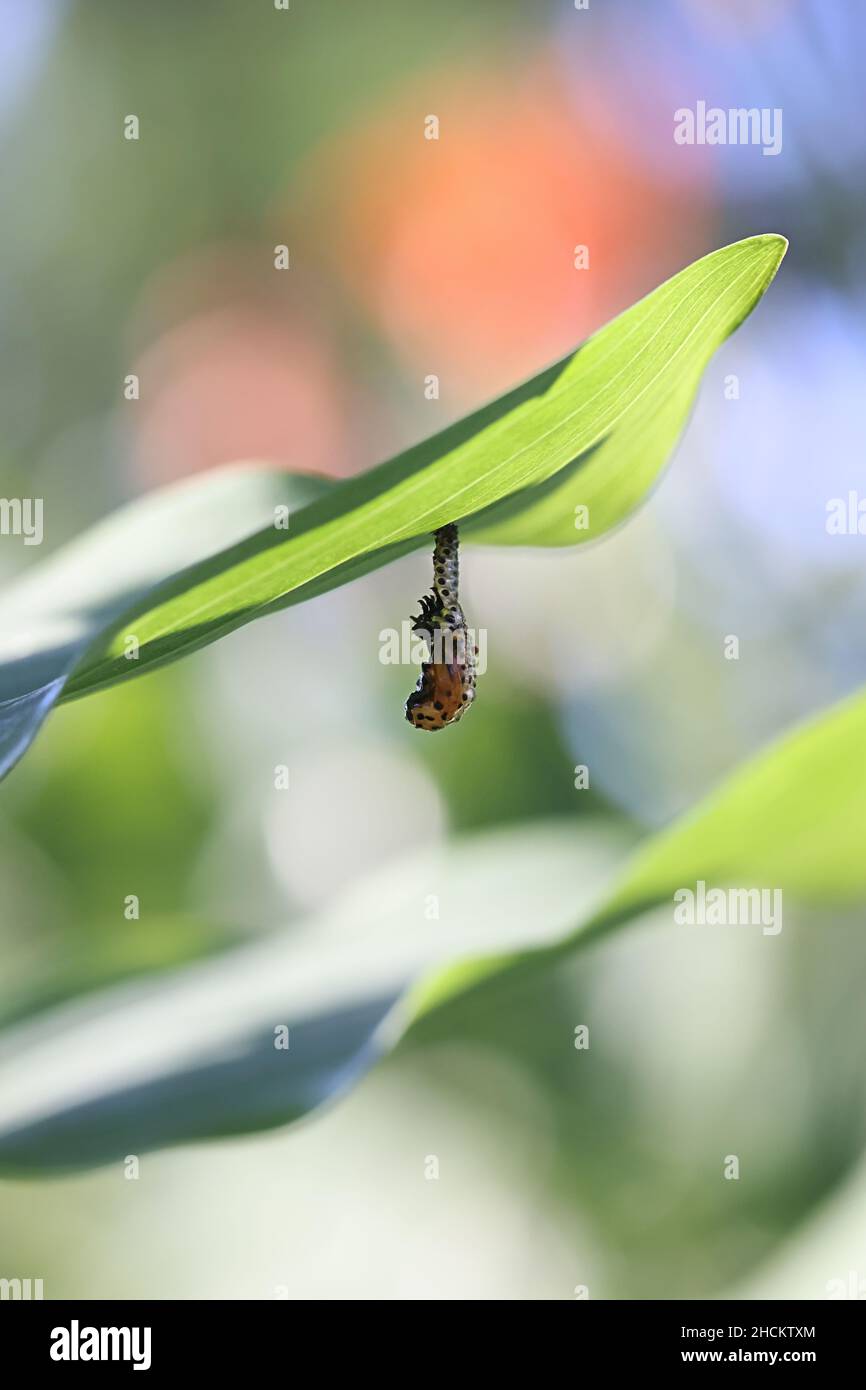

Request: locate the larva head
(405, 660), (475, 730)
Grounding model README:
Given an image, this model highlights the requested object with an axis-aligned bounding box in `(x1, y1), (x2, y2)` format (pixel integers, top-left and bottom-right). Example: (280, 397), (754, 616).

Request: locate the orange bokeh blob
(133, 307), (352, 487)
(127, 246), (364, 488)
(303, 57), (716, 397)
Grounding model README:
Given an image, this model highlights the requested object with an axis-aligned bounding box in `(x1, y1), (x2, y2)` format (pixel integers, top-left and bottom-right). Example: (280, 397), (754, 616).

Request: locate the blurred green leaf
(414, 684), (866, 1019)
(0, 236), (785, 786)
(3, 678), (866, 1173)
(0, 822), (627, 1172)
(0, 466), (327, 781)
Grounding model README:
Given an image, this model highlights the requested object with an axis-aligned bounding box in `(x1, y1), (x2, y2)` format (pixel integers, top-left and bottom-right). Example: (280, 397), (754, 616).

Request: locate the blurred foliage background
(2, 0), (866, 1299)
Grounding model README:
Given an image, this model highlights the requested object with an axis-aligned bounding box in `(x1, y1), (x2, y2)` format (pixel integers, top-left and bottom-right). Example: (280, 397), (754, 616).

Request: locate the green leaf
(1, 235), (784, 745)
(0, 822), (627, 1172)
(0, 236), (785, 786)
(3, 680), (866, 1173)
(585, 686), (866, 927)
(413, 684), (866, 1020)
(0, 466), (328, 781)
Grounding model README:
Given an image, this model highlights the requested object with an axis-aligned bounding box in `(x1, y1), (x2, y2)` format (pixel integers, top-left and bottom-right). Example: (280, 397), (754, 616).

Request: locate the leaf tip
(754, 231), (789, 276)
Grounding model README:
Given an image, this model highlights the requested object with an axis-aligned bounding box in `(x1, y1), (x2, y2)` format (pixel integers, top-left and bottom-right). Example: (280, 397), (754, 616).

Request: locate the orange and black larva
(405, 523), (477, 731)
